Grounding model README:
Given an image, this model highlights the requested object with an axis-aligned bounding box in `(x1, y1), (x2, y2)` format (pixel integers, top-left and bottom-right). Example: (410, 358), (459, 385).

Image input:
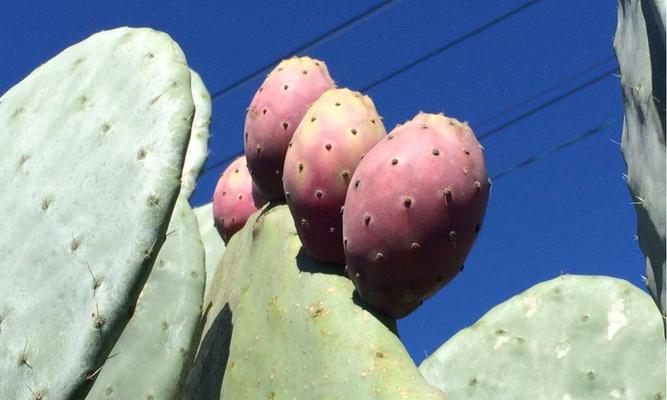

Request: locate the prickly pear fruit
(212, 156), (267, 243)
(283, 88), (386, 264)
(244, 56), (335, 201)
(342, 112), (490, 318)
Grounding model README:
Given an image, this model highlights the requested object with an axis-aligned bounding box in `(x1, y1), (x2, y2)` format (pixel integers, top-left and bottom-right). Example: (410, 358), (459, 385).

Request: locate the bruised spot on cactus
(147, 194), (160, 208)
(41, 197), (52, 211)
(282, 122), (289, 130)
(350, 128), (357, 135)
(403, 197), (412, 208)
(315, 190), (323, 199)
(325, 143), (332, 151)
(71, 238), (82, 252)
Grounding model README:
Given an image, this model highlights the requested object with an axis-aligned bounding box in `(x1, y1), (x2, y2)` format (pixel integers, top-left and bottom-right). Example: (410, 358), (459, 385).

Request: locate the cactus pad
(0, 27), (194, 399)
(180, 69), (212, 199)
(87, 194), (205, 399)
(419, 275), (666, 399)
(185, 205), (448, 399)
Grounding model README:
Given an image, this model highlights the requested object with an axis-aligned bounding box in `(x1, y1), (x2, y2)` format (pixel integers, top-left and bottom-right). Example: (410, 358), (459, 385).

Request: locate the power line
(474, 55), (617, 129)
(203, 0), (544, 173)
(491, 117), (623, 181)
(361, 0), (543, 92)
(210, 1), (397, 100)
(204, 64), (620, 174)
(478, 66), (619, 140)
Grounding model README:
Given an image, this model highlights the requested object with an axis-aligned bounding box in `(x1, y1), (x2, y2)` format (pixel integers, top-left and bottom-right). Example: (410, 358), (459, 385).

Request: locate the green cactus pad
(614, 0), (666, 317)
(0, 27), (194, 399)
(184, 205), (447, 399)
(193, 202), (226, 300)
(86, 194), (205, 399)
(419, 275), (666, 400)
(181, 69), (212, 199)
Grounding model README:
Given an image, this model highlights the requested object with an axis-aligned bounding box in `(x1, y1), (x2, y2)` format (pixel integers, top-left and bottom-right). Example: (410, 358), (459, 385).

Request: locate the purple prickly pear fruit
(283, 88), (386, 264)
(212, 156), (267, 243)
(342, 112), (490, 318)
(244, 56), (335, 201)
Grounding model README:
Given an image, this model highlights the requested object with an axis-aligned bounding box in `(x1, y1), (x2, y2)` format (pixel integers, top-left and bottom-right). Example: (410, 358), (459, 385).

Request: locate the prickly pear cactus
(419, 275), (666, 399)
(193, 202), (226, 300)
(283, 88), (386, 265)
(343, 112), (490, 318)
(0, 27), (194, 399)
(184, 205), (448, 399)
(614, 0), (666, 317)
(244, 56), (336, 201)
(212, 156), (267, 243)
(86, 194), (205, 399)
(181, 69), (212, 199)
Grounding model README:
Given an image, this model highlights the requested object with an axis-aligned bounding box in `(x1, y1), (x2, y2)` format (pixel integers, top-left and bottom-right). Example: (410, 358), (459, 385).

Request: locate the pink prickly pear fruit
(212, 156), (267, 243)
(244, 56), (335, 201)
(342, 112), (490, 318)
(283, 88), (386, 265)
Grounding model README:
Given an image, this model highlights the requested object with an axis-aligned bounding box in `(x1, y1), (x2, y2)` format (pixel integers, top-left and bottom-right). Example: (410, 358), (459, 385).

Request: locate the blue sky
(1, 1), (642, 364)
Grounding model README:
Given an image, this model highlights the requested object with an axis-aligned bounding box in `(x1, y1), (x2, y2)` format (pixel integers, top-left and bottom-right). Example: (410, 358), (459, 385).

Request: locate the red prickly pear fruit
(244, 56), (335, 201)
(342, 112), (490, 318)
(212, 156), (267, 243)
(283, 88), (386, 264)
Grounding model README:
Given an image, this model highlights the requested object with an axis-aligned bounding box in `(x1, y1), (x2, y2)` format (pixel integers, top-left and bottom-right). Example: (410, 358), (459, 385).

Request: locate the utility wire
(203, 0), (543, 173)
(204, 64), (620, 174)
(361, 0), (543, 92)
(478, 66), (619, 140)
(475, 55), (617, 129)
(491, 117), (623, 181)
(210, 1), (397, 100)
